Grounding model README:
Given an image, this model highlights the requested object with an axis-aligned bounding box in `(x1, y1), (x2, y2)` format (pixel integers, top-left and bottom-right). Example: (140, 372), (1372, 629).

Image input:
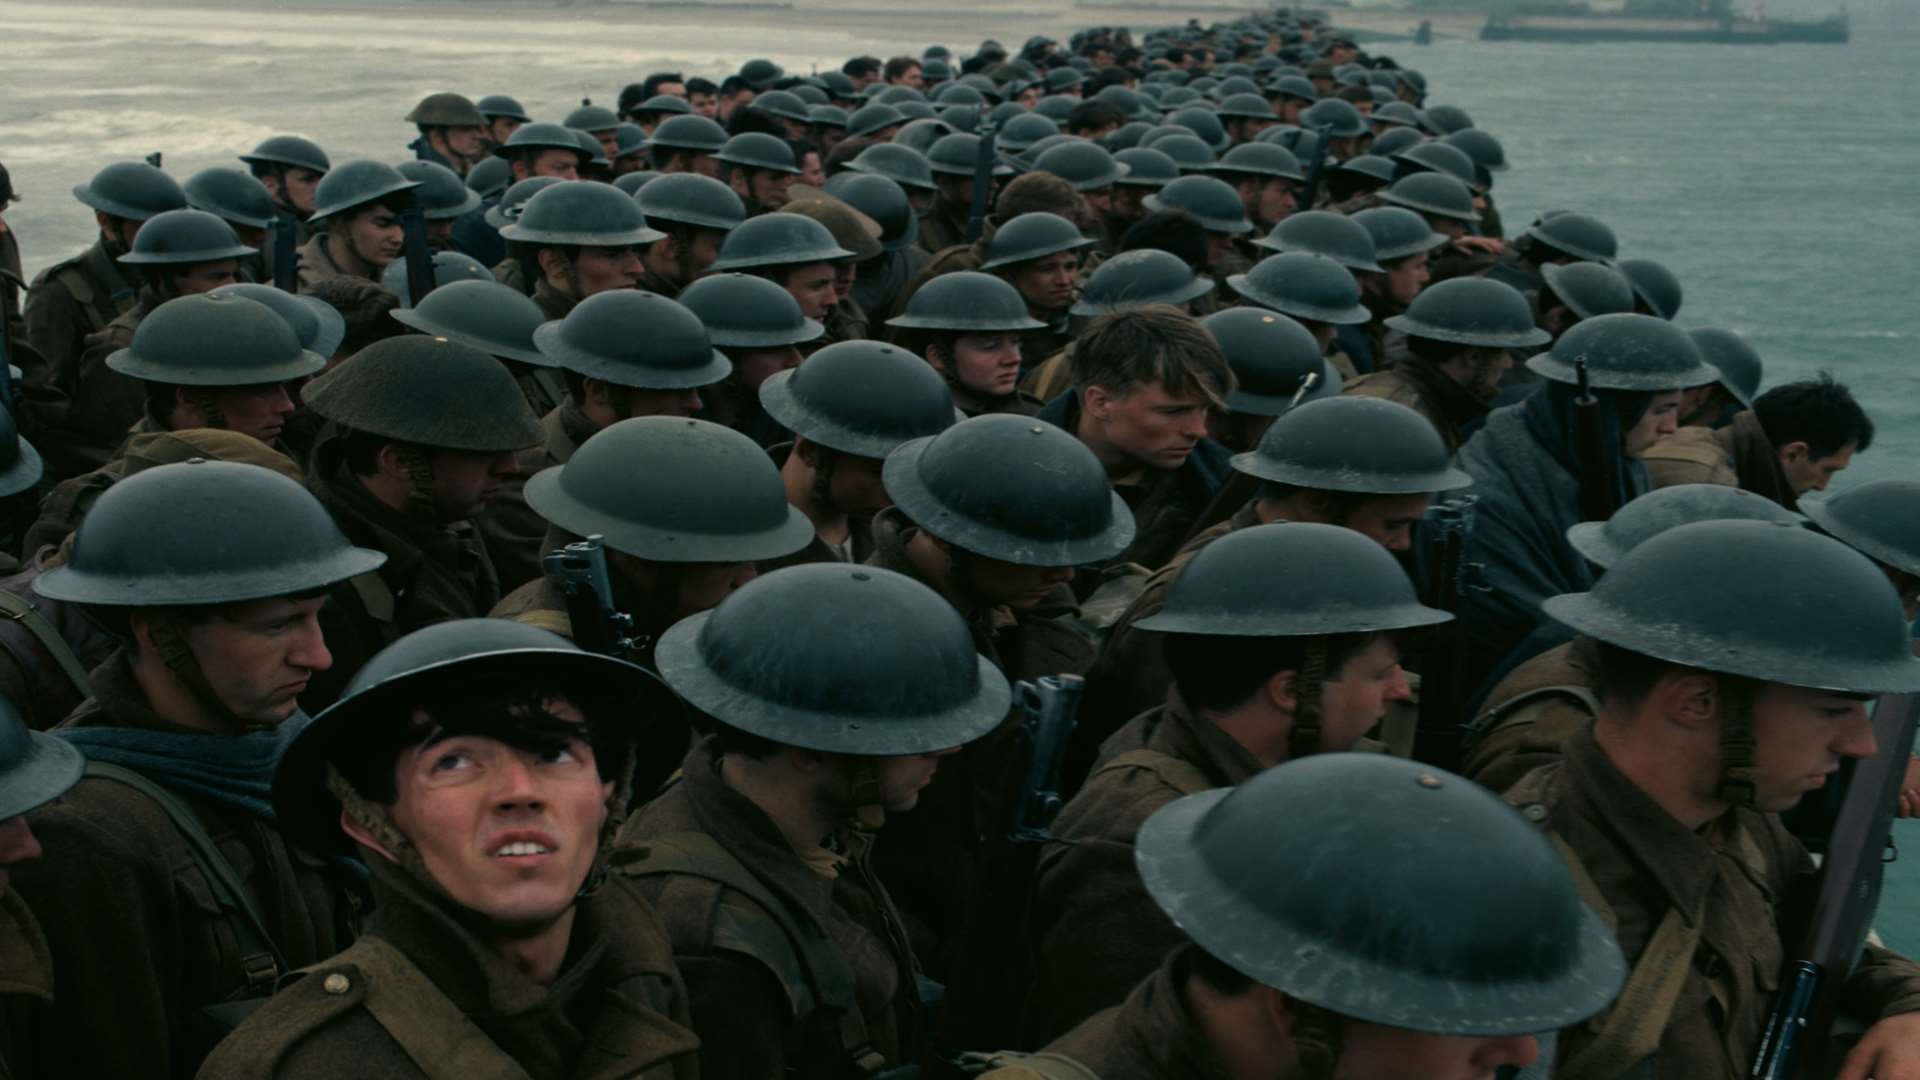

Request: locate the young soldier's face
(1008, 251), (1080, 313)
(571, 244), (644, 296)
(387, 699), (613, 931)
(206, 381), (297, 445)
(184, 595), (333, 725)
(1314, 1011), (1539, 1078)
(1314, 636), (1412, 751)
(939, 332), (1023, 399)
(341, 205), (405, 269)
(869, 746), (959, 811)
(1622, 390), (1684, 458)
(1087, 379), (1212, 470)
(1746, 683), (1876, 813)
(428, 449), (516, 520)
(268, 167), (325, 214)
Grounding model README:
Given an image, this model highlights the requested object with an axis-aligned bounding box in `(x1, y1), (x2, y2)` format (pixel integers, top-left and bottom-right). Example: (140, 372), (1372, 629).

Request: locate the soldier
(1142, 174), (1254, 285)
(1025, 522), (1446, 1043)
(1019, 248), (1221, 405)
(616, 562), (1011, 1079)
(0, 695), (83, 1078)
(294, 161), (421, 290)
(976, 212), (1097, 368)
(1036, 306), (1233, 588)
(564, 104), (624, 164)
(634, 173), (747, 298)
(1646, 372), (1871, 510)
(405, 93), (487, 176)
(886, 271), (1047, 417)
(647, 115), (730, 179)
(497, 181), (664, 320)
(1619, 255), (1683, 320)
(497, 123), (590, 184)
(1482, 209), (1618, 295)
(239, 136), (329, 248)
(1532, 259), (1636, 354)
(1346, 205), (1445, 372)
(1512, 520), (1920, 1077)
(1030, 141), (1126, 248)
(680, 272), (826, 447)
(1199, 306), (1342, 454)
(1205, 142), (1304, 241)
(299, 336), (542, 703)
(1107, 146), (1177, 239)
(491, 416), (810, 670)
(1670, 326), (1759, 430)
(21, 162), (186, 441)
(780, 194), (884, 345)
(1462, 484), (1808, 794)
(393, 161), (481, 252)
(182, 168), (278, 280)
(759, 340), (955, 571)
(474, 93), (530, 152)
(0, 162), (19, 321)
(197, 619), (700, 1079)
(1453, 313), (1718, 706)
(27, 293), (324, 550)
(919, 133), (1001, 255)
(1226, 251), (1371, 379)
(715, 132), (802, 216)
(823, 172), (926, 318)
(1376, 171), (1497, 283)
(50, 211), (257, 477)
(705, 212), (855, 332)
(10, 460), (386, 1078)
(1344, 276), (1549, 452)
(985, 753), (1624, 1078)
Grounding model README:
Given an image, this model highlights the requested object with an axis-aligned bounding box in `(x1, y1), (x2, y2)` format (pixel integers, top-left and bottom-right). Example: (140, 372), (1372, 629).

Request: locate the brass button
(1522, 804), (1549, 823)
(322, 973), (351, 995)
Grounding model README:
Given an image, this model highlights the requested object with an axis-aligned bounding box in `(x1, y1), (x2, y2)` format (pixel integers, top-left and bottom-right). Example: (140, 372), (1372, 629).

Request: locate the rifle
(1007, 674), (1085, 844)
(1295, 123), (1332, 211)
(270, 216), (299, 293)
(542, 535), (639, 657)
(1752, 692), (1919, 1079)
(1415, 495), (1483, 768)
(964, 109), (1000, 245)
(1572, 357), (1624, 523)
(397, 204), (437, 306)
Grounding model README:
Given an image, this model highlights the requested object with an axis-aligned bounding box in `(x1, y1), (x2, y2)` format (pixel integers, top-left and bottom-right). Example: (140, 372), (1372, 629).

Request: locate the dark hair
(842, 56), (882, 80)
(304, 275), (402, 358)
(1071, 304), (1233, 403)
(1254, 481), (1390, 525)
(1066, 100), (1126, 137)
(1753, 372), (1874, 460)
(709, 719), (785, 761)
(727, 106), (787, 138)
(616, 82), (649, 118)
(1118, 210), (1209, 269)
(1188, 945), (1255, 993)
(1337, 84), (1373, 105)
(1405, 332), (1477, 365)
(643, 72), (685, 98)
(686, 77), (719, 97)
(143, 380), (183, 426)
(718, 75), (751, 97)
(1088, 67), (1131, 93)
(336, 683), (610, 804)
(1164, 629), (1380, 712)
(883, 56), (923, 83)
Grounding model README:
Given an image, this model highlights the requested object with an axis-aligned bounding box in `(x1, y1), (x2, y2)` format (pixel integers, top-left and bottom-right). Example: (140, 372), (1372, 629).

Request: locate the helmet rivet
(851, 570), (871, 582)
(1416, 773), (1443, 790)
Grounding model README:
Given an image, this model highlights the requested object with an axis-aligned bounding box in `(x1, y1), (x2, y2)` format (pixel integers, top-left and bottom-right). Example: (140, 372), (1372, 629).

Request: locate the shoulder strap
(340, 936), (533, 1080)
(616, 831), (889, 1075)
(347, 571), (397, 627)
(1544, 832), (1701, 1080)
(0, 590), (94, 700)
(1466, 683), (1602, 747)
(82, 761), (285, 993)
(1091, 748), (1214, 797)
(51, 267), (110, 332)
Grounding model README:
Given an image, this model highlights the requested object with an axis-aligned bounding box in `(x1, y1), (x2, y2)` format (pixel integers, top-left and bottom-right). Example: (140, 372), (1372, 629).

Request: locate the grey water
(4, 0), (1920, 940)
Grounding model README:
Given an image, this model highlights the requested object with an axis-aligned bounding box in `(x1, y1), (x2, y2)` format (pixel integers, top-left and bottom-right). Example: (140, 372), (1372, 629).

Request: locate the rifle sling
(0, 590), (94, 700)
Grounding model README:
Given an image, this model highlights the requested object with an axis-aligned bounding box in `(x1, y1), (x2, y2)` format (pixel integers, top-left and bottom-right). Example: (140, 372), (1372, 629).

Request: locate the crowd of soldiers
(2, 7), (1919, 1079)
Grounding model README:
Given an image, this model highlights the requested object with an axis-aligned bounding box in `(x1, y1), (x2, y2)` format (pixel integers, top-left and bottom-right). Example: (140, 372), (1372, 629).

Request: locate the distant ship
(1481, 0), (1848, 44)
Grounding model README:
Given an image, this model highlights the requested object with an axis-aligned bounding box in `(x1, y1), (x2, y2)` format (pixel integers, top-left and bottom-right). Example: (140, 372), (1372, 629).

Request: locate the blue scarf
(56, 714), (307, 823)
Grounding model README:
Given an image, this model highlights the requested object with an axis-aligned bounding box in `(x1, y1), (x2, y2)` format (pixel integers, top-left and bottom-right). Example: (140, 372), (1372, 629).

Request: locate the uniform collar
(0, 890), (55, 1004)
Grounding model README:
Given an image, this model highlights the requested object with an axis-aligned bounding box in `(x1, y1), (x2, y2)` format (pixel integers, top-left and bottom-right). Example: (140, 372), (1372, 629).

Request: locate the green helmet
(1207, 142), (1305, 182)
(1300, 98), (1368, 138)
(1214, 92), (1275, 122)
(1256, 210), (1383, 272)
(846, 144), (938, 193)
(1204, 308), (1342, 416)
(116, 209), (257, 266)
(610, 124), (646, 164)
(739, 59), (785, 90)
(1687, 327), (1763, 407)
(1070, 249), (1213, 317)
(1392, 142), (1479, 189)
(759, 341), (957, 459)
(1523, 211), (1617, 263)
(822, 173), (917, 253)
(1619, 257), (1683, 321)
(679, 273), (824, 350)
(1525, 313), (1719, 391)
(302, 336), (543, 452)
(1231, 396), (1471, 493)
(389, 279), (550, 365)
(564, 103), (622, 133)
(1143, 174), (1250, 234)
(184, 168), (277, 231)
(894, 119), (952, 157)
(485, 176), (564, 229)
(0, 698), (82, 822)
(883, 414), (1135, 566)
(707, 213), (855, 272)
(1228, 252), (1369, 325)
(927, 134), (1014, 180)
(613, 172), (661, 197)
(1386, 277), (1550, 350)
(636, 173), (746, 232)
(636, 94), (694, 121)
(846, 104), (909, 140)
(501, 122), (593, 162)
(0, 407), (44, 501)
(1540, 262), (1636, 322)
(498, 181), (665, 247)
(978, 212), (1095, 271)
(782, 196), (883, 264)
(107, 293), (327, 387)
(1113, 147), (1179, 189)
(72, 161), (188, 222)
(379, 250), (492, 307)
(753, 90), (813, 126)
(1136, 755), (1624, 1037)
(240, 135), (330, 177)
(648, 115), (730, 155)
(476, 94), (531, 122)
(210, 282), (347, 358)
(277, 619), (675, 857)
(1334, 154), (1398, 186)
(1378, 172), (1480, 224)
(534, 290), (731, 389)
(716, 132), (800, 176)
(1370, 101), (1425, 130)
(408, 92), (486, 127)
(1032, 141), (1127, 191)
(307, 160), (420, 223)
(1351, 206), (1446, 263)
(655, 563), (1011, 754)
(887, 271), (1046, 334)
(1167, 107), (1230, 153)
(1568, 484), (1804, 569)
(1804, 480), (1920, 580)
(1425, 103), (1475, 133)
(396, 160), (483, 220)
(34, 460), (385, 607)
(525, 416), (813, 563)
(1443, 127), (1508, 172)
(995, 113), (1062, 155)
(1367, 127), (1423, 160)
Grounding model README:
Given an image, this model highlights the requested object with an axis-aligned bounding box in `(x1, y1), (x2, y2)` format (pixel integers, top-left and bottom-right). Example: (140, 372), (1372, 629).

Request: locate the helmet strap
(848, 757), (887, 833)
(1712, 675), (1762, 808)
(671, 226), (699, 285)
(191, 390), (228, 431)
(1287, 637), (1328, 761)
(146, 614), (250, 731)
(396, 444), (441, 521)
(808, 446), (840, 514)
(1290, 1001), (1346, 1080)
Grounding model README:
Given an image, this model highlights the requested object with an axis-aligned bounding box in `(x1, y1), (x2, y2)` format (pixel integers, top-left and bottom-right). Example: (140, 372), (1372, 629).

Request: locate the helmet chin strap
(1712, 675), (1762, 808)
(845, 758), (887, 833)
(396, 444), (441, 523)
(1290, 1001), (1346, 1080)
(147, 615), (252, 731)
(1287, 637), (1328, 762)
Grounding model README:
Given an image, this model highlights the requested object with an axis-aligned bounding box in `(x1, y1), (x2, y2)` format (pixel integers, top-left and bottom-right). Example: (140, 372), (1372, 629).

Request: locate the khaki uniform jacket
(10, 652), (355, 1079)
(0, 555), (121, 732)
(1461, 638), (1595, 794)
(1343, 358), (1485, 454)
(197, 855), (700, 1080)
(986, 948), (1233, 1080)
(963, 390), (1043, 419)
(21, 237), (139, 475)
(475, 370), (574, 595)
(1510, 729), (1920, 1077)
(1645, 411), (1798, 510)
(1021, 696), (1261, 1046)
(293, 235), (357, 293)
(532, 279), (580, 322)
(0, 891), (55, 1080)
(616, 738), (920, 1080)
(916, 199), (970, 257)
(64, 287), (161, 473)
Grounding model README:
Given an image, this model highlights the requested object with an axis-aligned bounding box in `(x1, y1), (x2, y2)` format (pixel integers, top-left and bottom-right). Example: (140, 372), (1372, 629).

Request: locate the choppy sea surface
(4, 0), (1919, 941)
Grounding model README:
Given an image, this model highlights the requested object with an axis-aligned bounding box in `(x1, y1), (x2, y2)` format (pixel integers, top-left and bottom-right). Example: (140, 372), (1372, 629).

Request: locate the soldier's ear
(1264, 669), (1298, 715)
(1777, 441), (1811, 468)
(339, 808), (399, 864)
(1657, 670), (1719, 732)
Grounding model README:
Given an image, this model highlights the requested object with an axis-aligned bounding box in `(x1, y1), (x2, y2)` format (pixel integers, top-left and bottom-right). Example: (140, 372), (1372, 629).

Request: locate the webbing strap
(344, 936), (533, 1080)
(1090, 749), (1213, 797)
(83, 762), (284, 992)
(0, 591), (93, 699)
(347, 571), (397, 628)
